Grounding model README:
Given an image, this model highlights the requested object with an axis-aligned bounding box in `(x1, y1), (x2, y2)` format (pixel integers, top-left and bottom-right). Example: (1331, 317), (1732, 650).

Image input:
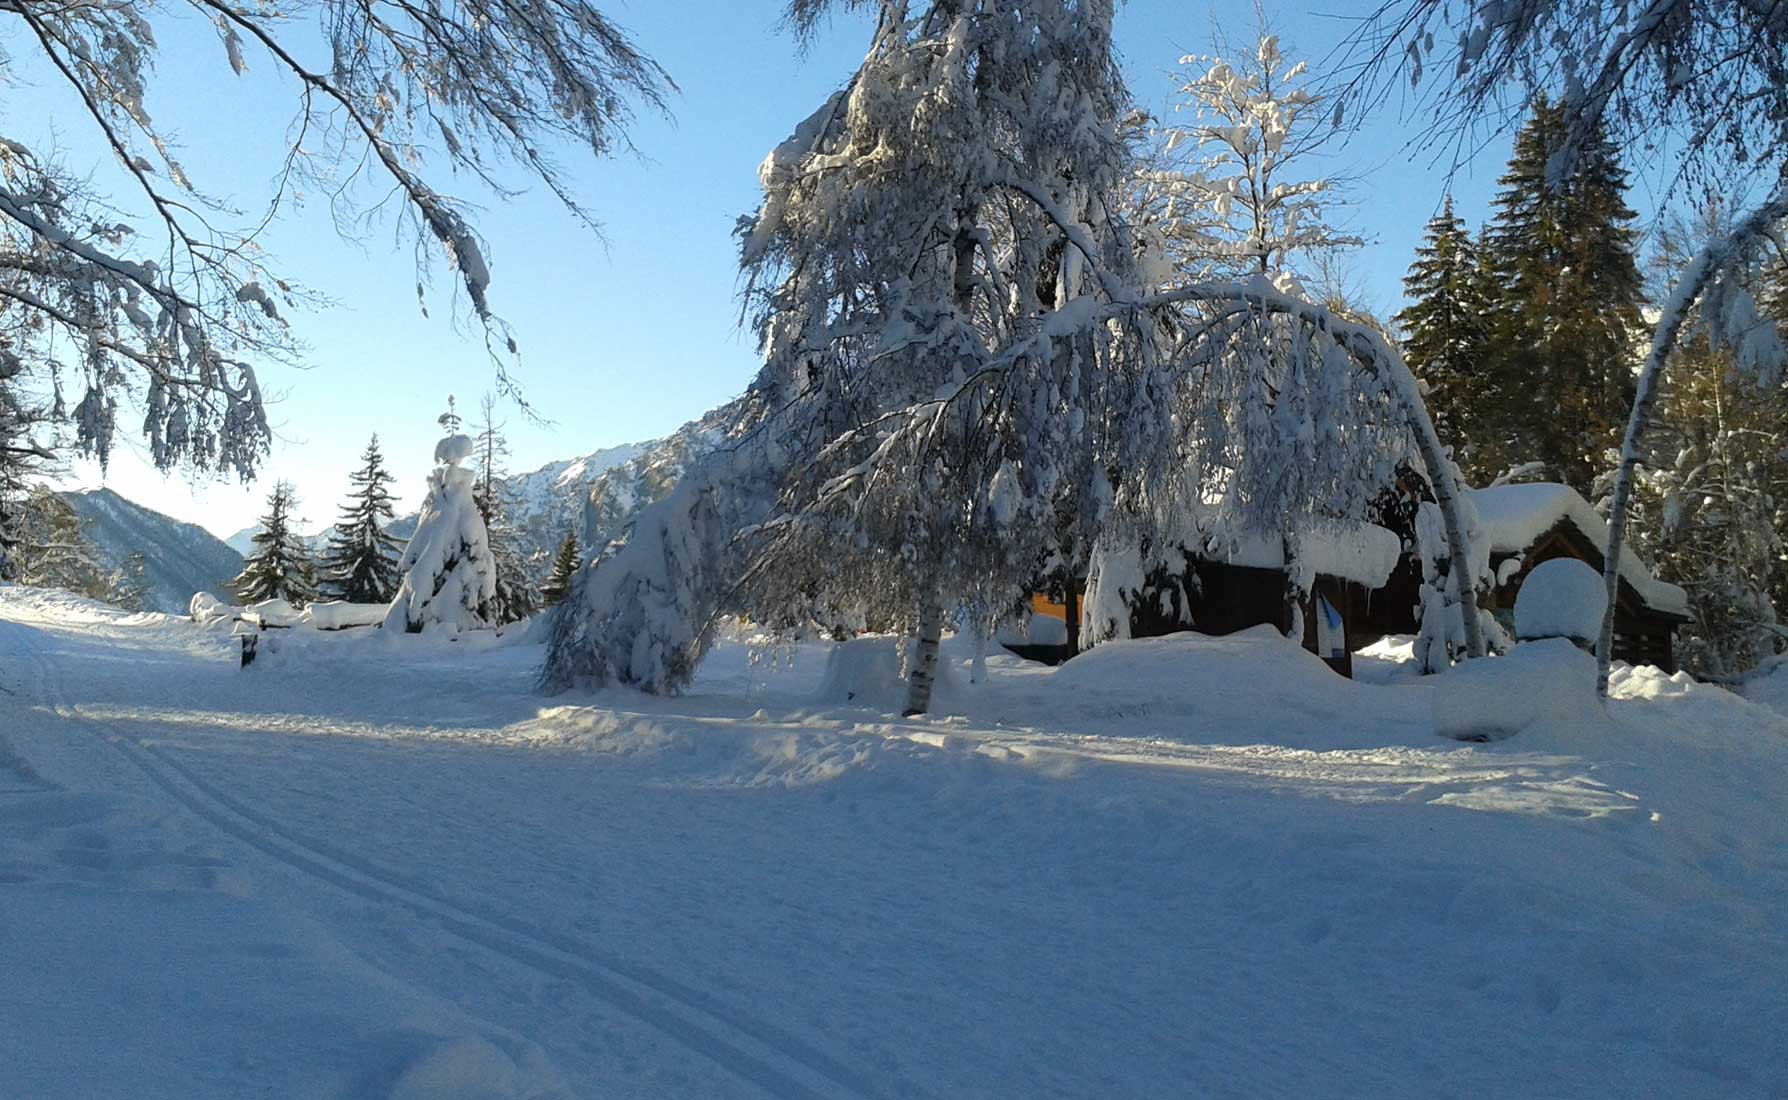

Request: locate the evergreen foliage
(320, 436), (403, 604)
(1475, 98), (1646, 491)
(8, 487), (109, 599)
(232, 481), (317, 606)
(1395, 197), (1489, 458)
(383, 434), (497, 634)
(540, 531), (580, 607)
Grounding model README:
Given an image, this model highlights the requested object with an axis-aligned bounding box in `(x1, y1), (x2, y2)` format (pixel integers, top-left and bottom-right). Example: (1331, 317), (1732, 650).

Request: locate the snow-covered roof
(1205, 523), (1405, 589)
(1468, 483), (1689, 618)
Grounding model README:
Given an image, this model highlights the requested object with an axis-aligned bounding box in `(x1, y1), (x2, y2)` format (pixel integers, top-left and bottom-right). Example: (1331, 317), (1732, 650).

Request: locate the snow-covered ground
(2, 585), (1784, 1099)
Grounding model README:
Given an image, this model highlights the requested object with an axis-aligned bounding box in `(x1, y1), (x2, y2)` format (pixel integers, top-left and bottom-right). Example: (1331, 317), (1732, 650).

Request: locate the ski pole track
(20, 626), (891, 1100)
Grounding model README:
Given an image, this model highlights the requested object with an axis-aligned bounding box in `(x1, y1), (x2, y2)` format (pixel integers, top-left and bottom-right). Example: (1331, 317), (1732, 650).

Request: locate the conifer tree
(320, 436), (403, 604)
(1395, 197), (1490, 462)
(107, 552), (152, 612)
(9, 487), (108, 598)
(232, 481), (317, 605)
(472, 395), (538, 623)
(540, 530), (580, 607)
(1478, 98), (1646, 492)
(383, 433), (496, 633)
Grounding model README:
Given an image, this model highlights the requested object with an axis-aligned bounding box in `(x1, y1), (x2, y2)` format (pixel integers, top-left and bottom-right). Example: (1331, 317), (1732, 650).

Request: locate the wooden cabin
(1017, 524), (1405, 677)
(1010, 482), (1691, 675)
(1465, 483), (1691, 671)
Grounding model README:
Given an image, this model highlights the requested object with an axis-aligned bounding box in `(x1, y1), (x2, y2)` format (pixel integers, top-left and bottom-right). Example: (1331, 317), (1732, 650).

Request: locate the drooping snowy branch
(0, 0), (670, 478)
(1597, 186), (1788, 692)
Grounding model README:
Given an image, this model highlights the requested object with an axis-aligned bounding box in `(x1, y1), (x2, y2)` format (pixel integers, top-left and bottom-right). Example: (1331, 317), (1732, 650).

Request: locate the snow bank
(1433, 639), (1609, 742)
(242, 597), (303, 629)
(995, 613), (1068, 648)
(300, 600), (388, 631)
(1470, 483), (1689, 616)
(1513, 558), (1606, 643)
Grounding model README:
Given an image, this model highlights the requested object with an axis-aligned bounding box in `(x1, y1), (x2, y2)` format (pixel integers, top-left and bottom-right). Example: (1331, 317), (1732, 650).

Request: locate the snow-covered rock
(1433, 639), (1608, 742)
(1514, 558), (1607, 644)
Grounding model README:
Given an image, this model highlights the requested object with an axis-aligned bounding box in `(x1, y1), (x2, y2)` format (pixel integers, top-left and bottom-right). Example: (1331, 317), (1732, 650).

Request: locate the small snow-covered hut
(1463, 483), (1691, 671)
(1029, 522), (1405, 677)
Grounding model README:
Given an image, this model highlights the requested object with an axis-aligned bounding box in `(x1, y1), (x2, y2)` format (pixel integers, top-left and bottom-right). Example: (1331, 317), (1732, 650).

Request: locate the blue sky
(16, 0), (1547, 538)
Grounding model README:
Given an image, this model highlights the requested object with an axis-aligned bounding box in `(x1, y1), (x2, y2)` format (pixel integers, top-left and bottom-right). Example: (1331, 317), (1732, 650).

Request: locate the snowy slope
(3, 587), (1785, 1099)
(59, 489), (245, 613)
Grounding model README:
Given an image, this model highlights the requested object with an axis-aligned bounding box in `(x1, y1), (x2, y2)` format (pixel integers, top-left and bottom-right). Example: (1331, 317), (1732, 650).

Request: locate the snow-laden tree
(384, 433), (496, 634)
(232, 481), (316, 605)
(543, 0), (1490, 708)
(1339, 1), (1788, 690)
(1141, 29), (1361, 280)
(0, 369), (55, 577)
(0, 0), (668, 483)
(472, 395), (537, 624)
(320, 436), (402, 604)
(107, 551), (151, 612)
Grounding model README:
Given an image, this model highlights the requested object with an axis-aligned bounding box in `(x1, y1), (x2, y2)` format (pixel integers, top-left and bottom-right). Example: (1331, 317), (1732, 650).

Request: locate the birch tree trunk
(904, 594), (946, 717)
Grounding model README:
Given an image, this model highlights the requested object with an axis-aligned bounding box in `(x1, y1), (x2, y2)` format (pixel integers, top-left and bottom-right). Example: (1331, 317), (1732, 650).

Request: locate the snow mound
(243, 597), (303, 628)
(816, 636), (961, 711)
(301, 600), (388, 631)
(1514, 558), (1606, 643)
(433, 433), (474, 467)
(1433, 639), (1609, 742)
(1051, 625), (1358, 728)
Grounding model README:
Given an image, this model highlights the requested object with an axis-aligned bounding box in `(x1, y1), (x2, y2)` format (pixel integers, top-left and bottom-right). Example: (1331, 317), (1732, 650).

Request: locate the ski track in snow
(4, 588), (1787, 1099)
(15, 624), (886, 1100)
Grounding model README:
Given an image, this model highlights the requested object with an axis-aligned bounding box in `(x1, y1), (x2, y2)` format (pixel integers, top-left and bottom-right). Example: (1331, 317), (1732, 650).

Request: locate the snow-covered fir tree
(1395, 197), (1490, 464)
(232, 482), (317, 606)
(384, 434), (497, 634)
(540, 530), (581, 607)
(1142, 28), (1361, 280)
(320, 436), (403, 605)
(1477, 98), (1645, 493)
(472, 395), (538, 624)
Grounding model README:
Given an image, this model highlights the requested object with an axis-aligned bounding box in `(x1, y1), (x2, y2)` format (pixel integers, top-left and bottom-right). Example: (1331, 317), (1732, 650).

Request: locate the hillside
(58, 488), (244, 613)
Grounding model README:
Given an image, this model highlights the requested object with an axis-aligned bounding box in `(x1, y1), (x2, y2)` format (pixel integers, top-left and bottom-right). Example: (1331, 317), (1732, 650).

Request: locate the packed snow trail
(3, 587), (1786, 1098)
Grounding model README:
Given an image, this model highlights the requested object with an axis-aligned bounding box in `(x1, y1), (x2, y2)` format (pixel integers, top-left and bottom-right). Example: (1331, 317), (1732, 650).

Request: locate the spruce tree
(540, 530), (580, 606)
(1479, 97), (1646, 492)
(472, 395), (538, 623)
(1396, 196), (1489, 458)
(320, 436), (403, 604)
(233, 481), (317, 605)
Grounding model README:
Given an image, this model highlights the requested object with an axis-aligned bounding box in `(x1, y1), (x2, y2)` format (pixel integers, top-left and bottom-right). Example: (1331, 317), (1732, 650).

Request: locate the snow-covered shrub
(1514, 559), (1606, 645)
(384, 434), (496, 635)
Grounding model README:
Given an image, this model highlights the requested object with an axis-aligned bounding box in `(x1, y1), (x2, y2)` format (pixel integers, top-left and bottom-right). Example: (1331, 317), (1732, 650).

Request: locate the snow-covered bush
(1514, 559), (1606, 645)
(384, 434), (497, 635)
